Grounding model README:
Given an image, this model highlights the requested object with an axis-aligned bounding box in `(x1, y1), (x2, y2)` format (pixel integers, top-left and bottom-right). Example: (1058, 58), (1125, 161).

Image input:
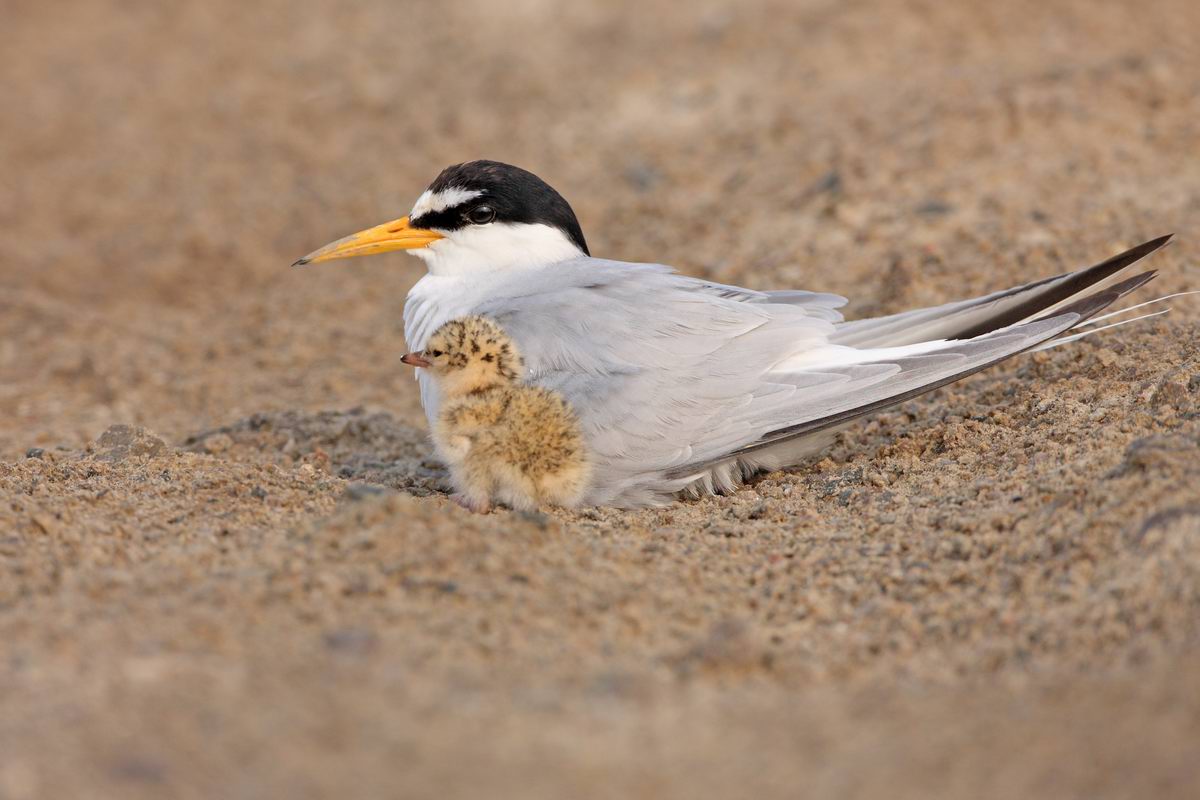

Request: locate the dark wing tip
(1126, 234), (1173, 259)
(953, 235), (1173, 340)
(1065, 234), (1172, 283)
(1054, 270), (1159, 322)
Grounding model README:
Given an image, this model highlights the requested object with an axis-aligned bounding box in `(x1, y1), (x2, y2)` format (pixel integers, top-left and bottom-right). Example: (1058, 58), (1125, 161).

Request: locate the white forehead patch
(409, 187), (484, 220)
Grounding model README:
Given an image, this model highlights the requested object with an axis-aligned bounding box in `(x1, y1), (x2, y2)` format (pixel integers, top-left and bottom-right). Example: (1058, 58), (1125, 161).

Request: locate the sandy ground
(3, 0), (1200, 797)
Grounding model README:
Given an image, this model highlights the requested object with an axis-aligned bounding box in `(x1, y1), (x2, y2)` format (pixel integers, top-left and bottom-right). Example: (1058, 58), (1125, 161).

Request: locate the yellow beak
(292, 216), (443, 266)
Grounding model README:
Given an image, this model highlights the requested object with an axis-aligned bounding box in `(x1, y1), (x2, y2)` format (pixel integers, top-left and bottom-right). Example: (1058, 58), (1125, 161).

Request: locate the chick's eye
(466, 205), (496, 225)
(430, 350), (443, 357)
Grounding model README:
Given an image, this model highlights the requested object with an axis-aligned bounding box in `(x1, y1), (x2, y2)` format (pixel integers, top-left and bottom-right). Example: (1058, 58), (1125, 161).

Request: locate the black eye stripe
(413, 202), (497, 231)
(410, 206), (466, 232)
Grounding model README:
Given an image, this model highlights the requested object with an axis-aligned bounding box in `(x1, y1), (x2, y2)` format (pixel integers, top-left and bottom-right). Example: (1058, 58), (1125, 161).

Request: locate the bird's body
(403, 316), (590, 513)
(403, 258), (849, 506)
(297, 160), (1178, 508)
(402, 248), (1161, 507)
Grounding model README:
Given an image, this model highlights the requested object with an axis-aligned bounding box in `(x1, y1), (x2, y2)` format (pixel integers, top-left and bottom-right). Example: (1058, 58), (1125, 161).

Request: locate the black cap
(410, 160), (589, 255)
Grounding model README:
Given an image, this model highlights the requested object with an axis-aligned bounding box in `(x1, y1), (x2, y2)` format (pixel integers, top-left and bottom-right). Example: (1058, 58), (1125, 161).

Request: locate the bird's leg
(450, 456), (499, 514)
(454, 493), (492, 514)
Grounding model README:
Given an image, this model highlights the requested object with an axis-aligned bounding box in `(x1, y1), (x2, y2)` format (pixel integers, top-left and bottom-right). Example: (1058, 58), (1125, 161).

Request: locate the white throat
(409, 221), (584, 277)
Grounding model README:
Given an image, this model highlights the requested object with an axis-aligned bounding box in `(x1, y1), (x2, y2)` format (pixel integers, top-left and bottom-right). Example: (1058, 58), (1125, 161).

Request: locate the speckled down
(2, 0), (1200, 798)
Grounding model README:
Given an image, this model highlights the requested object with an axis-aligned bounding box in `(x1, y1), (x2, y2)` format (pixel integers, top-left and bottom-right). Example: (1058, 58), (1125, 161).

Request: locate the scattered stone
(93, 425), (166, 462)
(24, 447), (44, 459)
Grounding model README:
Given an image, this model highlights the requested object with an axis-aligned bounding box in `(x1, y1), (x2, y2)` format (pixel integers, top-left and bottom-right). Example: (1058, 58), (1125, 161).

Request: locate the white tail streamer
(1078, 291), (1200, 328)
(1031, 309), (1171, 352)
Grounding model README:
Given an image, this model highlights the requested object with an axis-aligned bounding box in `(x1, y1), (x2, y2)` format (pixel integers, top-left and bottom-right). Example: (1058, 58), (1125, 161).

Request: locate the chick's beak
(401, 352), (432, 368)
(292, 216), (444, 266)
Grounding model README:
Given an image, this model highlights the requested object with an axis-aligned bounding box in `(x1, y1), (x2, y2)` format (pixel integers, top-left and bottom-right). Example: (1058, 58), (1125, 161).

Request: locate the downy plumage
(402, 315), (590, 512)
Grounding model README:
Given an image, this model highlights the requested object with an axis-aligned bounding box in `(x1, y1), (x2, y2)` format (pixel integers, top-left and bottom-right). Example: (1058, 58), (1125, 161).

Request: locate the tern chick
(402, 316), (590, 513)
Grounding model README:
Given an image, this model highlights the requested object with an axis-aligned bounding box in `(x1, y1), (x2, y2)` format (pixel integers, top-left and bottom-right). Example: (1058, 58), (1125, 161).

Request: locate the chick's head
(403, 315), (523, 395)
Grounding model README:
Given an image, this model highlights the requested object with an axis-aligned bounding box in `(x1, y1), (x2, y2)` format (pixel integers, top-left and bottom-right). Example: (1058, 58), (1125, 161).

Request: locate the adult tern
(295, 160), (1173, 507)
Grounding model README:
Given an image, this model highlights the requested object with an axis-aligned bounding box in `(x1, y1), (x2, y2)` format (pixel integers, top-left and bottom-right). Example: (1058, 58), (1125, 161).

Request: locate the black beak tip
(291, 257), (311, 268)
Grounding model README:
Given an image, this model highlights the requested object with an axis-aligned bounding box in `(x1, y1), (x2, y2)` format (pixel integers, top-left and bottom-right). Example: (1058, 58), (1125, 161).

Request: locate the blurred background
(3, 0), (1197, 458)
(3, 2), (1200, 798)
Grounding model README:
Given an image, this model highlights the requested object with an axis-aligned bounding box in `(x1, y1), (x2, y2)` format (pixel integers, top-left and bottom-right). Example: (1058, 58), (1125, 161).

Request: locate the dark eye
(430, 349), (443, 357)
(466, 205), (496, 225)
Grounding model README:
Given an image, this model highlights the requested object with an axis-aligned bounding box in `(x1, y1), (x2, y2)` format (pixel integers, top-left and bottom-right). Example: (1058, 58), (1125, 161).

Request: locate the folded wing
(471, 238), (1168, 506)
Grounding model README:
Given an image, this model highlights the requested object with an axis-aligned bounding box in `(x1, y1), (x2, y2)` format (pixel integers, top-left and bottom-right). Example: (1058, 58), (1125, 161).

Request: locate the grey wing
(688, 278), (848, 322)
